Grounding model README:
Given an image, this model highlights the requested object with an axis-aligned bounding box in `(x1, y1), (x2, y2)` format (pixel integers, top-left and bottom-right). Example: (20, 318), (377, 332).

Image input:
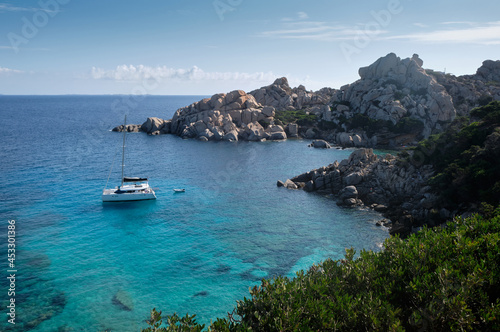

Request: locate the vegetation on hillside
(274, 107), (425, 137)
(142, 207), (500, 331)
(342, 113), (424, 135)
(401, 101), (500, 208)
(274, 109), (317, 126)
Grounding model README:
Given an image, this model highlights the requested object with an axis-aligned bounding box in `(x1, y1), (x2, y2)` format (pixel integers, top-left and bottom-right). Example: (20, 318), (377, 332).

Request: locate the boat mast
(121, 115), (127, 187)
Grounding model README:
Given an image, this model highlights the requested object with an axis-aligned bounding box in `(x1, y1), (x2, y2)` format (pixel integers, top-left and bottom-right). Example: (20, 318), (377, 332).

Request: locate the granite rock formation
(279, 148), (440, 237)
(113, 53), (500, 147)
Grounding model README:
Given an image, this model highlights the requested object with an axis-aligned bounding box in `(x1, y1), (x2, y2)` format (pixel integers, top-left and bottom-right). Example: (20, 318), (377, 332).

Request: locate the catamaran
(102, 116), (156, 202)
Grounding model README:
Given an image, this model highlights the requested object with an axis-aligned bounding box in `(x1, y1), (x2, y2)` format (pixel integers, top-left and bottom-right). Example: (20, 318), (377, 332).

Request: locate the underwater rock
(112, 289), (134, 311)
(194, 291), (209, 297)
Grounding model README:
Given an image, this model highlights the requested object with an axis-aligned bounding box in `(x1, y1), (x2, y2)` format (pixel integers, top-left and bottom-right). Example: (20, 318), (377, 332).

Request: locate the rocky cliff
(323, 54), (500, 147)
(335, 53), (455, 139)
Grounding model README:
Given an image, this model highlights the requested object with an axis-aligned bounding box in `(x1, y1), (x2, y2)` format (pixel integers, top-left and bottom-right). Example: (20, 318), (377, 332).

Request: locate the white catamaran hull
(102, 188), (156, 202)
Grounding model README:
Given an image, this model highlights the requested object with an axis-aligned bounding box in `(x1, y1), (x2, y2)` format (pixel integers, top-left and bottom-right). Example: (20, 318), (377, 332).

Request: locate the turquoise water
(0, 96), (388, 331)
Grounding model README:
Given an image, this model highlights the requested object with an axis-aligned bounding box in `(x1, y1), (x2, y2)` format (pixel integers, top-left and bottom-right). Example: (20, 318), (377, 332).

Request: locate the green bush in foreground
(143, 208), (500, 331)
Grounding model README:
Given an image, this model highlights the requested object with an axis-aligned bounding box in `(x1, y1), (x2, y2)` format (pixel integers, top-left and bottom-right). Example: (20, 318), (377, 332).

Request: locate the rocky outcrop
(428, 65), (500, 117)
(168, 90), (287, 141)
(111, 117), (171, 135)
(141, 117), (171, 135)
(280, 148), (440, 237)
(249, 77), (335, 111)
(332, 53), (456, 140)
(320, 54), (497, 148)
(154, 80), (334, 142)
(309, 139), (331, 149)
(112, 124), (142, 133)
(475, 60), (500, 83)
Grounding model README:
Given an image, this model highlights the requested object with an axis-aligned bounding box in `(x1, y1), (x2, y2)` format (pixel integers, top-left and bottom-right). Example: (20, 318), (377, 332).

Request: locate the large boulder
(262, 106), (275, 117)
(284, 179), (298, 190)
(286, 123), (299, 137)
(336, 132), (354, 147)
(242, 122), (267, 141)
(345, 172), (363, 185)
(141, 117), (167, 134)
(475, 60), (500, 82)
(269, 131), (287, 140)
(222, 130), (239, 141)
(339, 185), (358, 199)
(310, 139), (331, 149)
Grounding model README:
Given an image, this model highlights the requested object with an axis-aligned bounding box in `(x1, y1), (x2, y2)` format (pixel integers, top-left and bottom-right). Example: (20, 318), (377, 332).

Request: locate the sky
(0, 0), (499, 95)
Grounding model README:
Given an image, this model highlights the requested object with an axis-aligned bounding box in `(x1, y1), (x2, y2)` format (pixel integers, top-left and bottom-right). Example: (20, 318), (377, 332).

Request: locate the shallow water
(0, 96), (388, 331)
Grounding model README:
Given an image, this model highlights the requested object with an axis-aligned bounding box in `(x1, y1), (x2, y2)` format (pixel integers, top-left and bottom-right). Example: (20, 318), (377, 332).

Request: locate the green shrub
(393, 117), (424, 134)
(274, 110), (317, 126)
(318, 120), (338, 130)
(408, 101), (500, 207)
(258, 119), (270, 129)
(345, 113), (392, 135)
(478, 94), (493, 106)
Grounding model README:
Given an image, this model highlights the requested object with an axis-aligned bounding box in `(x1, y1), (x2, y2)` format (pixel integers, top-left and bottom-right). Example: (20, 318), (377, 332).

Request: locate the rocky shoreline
(114, 53), (500, 150)
(278, 148), (449, 238)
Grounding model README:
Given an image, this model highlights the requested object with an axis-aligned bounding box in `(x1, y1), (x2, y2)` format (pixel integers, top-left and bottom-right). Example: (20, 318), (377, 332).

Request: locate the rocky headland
(114, 53), (500, 149)
(278, 148), (438, 238)
(114, 77), (335, 142)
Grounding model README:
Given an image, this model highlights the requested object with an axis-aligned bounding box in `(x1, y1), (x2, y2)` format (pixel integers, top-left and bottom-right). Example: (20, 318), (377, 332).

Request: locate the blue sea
(0, 95), (389, 331)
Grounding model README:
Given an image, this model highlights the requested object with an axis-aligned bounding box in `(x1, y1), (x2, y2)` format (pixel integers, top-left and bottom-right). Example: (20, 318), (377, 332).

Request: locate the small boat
(173, 189), (186, 193)
(102, 116), (157, 202)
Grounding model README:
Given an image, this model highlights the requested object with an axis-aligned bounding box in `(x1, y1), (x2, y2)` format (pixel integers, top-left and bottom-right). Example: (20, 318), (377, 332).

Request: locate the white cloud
(297, 12), (309, 20)
(261, 20), (387, 42)
(91, 65), (277, 83)
(0, 67), (23, 74)
(440, 21), (475, 26)
(413, 22), (428, 28)
(282, 11), (309, 22)
(263, 11), (391, 42)
(388, 21), (500, 45)
(0, 3), (58, 13)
